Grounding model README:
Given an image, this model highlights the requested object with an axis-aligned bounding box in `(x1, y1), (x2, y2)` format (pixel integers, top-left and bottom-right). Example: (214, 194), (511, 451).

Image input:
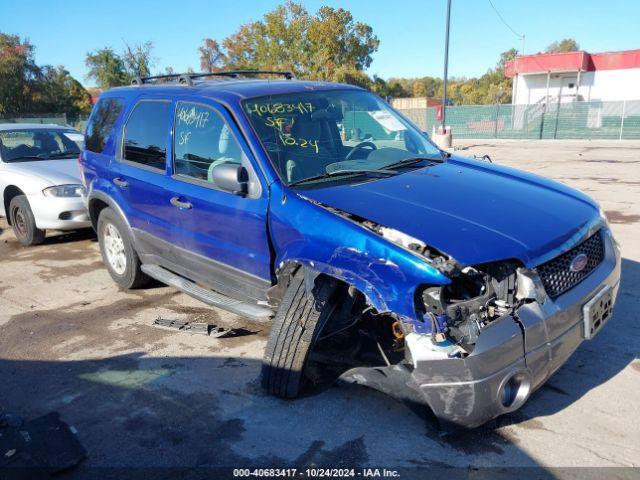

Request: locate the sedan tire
(9, 195), (45, 246)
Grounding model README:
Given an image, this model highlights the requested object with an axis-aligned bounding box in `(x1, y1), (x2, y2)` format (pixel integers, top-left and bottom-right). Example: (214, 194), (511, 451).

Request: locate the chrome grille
(537, 231), (605, 298)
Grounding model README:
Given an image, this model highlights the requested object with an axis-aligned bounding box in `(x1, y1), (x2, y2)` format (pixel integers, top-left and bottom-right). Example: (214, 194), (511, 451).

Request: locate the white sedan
(0, 123), (91, 246)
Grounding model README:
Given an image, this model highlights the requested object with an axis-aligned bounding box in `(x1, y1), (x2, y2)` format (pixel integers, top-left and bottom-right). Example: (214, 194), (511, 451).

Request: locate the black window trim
(118, 98), (172, 174)
(171, 99), (262, 198)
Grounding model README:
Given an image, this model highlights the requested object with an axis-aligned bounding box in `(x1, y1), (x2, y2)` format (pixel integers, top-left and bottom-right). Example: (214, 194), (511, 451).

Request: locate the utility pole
(441, 0), (452, 131)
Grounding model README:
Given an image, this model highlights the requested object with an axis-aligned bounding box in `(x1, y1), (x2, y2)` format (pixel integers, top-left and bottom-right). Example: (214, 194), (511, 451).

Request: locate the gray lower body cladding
(341, 229), (621, 429)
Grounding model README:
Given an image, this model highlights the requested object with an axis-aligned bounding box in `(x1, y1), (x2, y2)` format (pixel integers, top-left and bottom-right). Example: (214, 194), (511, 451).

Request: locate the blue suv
(81, 71), (621, 429)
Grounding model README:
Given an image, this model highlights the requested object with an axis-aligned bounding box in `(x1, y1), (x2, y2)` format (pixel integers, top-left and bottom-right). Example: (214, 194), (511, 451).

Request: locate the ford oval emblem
(569, 253), (589, 272)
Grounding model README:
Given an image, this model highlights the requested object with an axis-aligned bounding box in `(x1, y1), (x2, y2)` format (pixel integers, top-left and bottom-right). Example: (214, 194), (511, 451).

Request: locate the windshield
(242, 90), (442, 187)
(0, 128), (82, 163)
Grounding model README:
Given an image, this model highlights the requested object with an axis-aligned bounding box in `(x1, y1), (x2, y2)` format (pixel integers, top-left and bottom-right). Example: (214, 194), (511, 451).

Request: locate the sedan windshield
(242, 90), (443, 187)
(0, 128), (82, 163)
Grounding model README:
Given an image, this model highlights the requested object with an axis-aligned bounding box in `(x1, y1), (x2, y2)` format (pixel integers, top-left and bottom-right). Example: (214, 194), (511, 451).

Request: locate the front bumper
(27, 193), (91, 230)
(341, 228), (621, 429)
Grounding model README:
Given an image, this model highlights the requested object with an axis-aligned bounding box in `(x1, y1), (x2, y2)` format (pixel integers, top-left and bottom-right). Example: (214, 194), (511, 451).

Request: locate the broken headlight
(418, 261), (520, 346)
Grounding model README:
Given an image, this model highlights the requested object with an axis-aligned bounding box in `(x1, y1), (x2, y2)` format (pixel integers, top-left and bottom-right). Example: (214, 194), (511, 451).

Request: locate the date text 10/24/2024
(233, 468), (401, 478)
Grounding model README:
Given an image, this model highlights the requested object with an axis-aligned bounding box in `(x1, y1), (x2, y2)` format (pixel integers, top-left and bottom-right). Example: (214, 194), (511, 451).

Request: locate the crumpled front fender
(268, 182), (450, 323)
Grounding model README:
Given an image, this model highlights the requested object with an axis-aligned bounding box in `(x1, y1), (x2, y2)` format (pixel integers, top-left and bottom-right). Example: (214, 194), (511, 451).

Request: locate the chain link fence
(0, 113), (90, 132)
(397, 100), (640, 140)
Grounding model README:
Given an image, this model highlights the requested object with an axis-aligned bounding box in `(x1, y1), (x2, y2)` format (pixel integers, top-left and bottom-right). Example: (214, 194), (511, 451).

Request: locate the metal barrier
(397, 100), (640, 140)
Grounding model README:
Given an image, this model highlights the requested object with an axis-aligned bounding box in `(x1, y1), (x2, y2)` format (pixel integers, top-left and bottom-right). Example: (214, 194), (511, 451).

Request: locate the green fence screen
(397, 100), (640, 140)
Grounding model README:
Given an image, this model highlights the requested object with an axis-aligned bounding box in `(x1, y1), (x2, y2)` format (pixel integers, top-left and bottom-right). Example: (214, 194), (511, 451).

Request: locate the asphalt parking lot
(1, 140), (639, 475)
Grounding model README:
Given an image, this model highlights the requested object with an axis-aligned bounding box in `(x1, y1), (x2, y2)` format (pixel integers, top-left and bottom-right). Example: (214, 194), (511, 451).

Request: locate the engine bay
(417, 260), (520, 349)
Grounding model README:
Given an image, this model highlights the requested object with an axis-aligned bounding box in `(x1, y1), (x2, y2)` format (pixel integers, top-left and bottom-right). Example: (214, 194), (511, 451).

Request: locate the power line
(487, 0), (523, 39)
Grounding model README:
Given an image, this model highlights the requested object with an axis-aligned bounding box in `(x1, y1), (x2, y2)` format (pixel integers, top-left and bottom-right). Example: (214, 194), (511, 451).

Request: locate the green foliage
(0, 33), (39, 114)
(370, 75), (404, 99)
(0, 32), (91, 115)
(380, 48), (517, 105)
(123, 41), (156, 78)
(208, 1), (379, 83)
(85, 48), (128, 88)
(85, 42), (156, 88)
(545, 38), (580, 53)
(38, 66), (92, 115)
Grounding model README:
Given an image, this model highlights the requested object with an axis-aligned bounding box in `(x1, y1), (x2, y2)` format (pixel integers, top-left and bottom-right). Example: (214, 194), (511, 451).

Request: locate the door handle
(170, 196), (192, 210)
(113, 177), (128, 188)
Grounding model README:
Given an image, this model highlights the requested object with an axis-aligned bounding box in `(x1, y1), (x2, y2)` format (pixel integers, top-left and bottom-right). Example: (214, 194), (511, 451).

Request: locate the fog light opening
(499, 371), (531, 411)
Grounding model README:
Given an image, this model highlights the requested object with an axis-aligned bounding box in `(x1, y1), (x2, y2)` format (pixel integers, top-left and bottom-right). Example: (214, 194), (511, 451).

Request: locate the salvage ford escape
(81, 71), (621, 429)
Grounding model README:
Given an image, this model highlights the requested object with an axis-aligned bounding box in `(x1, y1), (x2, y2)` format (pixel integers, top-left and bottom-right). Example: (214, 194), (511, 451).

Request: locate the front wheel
(97, 208), (149, 289)
(9, 195), (45, 246)
(262, 270), (337, 398)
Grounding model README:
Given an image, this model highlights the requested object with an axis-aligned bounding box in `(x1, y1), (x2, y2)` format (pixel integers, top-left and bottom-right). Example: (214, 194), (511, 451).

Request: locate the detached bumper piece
(341, 229), (621, 430)
(153, 317), (234, 338)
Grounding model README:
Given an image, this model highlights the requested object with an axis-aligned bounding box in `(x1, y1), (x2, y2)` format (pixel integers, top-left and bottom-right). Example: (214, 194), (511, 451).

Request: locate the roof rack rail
(131, 70), (295, 86)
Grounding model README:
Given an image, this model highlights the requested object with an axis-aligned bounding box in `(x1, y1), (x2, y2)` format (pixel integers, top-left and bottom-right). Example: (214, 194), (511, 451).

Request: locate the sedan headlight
(42, 184), (85, 197)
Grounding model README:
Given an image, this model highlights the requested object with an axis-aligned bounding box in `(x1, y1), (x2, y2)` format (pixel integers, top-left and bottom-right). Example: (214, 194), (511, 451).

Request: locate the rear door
(162, 99), (272, 301)
(109, 99), (176, 258)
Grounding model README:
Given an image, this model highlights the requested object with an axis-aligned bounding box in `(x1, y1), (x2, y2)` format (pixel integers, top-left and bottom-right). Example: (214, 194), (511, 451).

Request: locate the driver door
(162, 99), (271, 302)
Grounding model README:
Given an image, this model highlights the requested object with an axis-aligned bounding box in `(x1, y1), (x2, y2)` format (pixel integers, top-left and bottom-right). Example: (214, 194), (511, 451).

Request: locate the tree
(305, 5), (379, 81)
(545, 38), (580, 53)
(85, 42), (156, 87)
(1, 33), (91, 115)
(370, 76), (405, 99)
(497, 48), (518, 70)
(412, 81), (427, 97)
(123, 41), (156, 79)
(199, 38), (226, 72)
(38, 66), (92, 115)
(0, 33), (40, 114)
(211, 1), (379, 83)
(85, 48), (128, 88)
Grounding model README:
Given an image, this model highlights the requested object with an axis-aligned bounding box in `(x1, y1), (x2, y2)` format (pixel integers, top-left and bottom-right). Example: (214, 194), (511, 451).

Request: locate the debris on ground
(0, 410), (86, 477)
(153, 316), (246, 338)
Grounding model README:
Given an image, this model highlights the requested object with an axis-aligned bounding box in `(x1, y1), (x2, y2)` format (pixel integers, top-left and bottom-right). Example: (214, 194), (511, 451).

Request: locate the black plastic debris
(153, 317), (235, 338)
(0, 411), (86, 478)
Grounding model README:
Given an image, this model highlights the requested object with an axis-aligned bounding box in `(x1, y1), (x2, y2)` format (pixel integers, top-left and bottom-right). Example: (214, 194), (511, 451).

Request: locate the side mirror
(211, 163), (249, 196)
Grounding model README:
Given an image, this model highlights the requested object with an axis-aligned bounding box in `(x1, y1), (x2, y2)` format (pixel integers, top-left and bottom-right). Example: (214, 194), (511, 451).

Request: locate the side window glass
(85, 97), (125, 154)
(174, 102), (244, 184)
(123, 101), (171, 170)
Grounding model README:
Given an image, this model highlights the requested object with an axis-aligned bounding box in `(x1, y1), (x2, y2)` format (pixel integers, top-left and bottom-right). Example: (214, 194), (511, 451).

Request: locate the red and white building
(505, 49), (640, 105)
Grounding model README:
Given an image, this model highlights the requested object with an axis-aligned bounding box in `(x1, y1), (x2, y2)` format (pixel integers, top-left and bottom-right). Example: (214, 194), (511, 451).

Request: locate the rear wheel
(9, 195), (45, 246)
(97, 208), (149, 289)
(262, 270), (337, 398)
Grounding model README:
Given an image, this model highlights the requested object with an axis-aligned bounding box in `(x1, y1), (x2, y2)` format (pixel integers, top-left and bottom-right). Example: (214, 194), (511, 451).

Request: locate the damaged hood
(300, 156), (600, 267)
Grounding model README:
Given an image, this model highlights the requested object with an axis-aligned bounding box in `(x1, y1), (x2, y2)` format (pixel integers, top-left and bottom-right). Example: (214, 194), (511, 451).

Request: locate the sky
(1, 0), (639, 87)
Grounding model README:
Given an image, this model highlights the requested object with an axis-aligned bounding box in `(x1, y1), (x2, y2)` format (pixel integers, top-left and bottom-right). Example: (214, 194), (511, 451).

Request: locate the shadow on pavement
(41, 228), (96, 246)
(0, 259), (637, 476)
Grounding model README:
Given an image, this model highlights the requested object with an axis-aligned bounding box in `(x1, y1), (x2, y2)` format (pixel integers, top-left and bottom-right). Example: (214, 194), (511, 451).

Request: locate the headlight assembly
(42, 184), (85, 198)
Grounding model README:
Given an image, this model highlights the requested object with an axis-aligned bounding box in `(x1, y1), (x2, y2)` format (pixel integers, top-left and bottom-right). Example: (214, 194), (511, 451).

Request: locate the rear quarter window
(85, 97), (125, 154)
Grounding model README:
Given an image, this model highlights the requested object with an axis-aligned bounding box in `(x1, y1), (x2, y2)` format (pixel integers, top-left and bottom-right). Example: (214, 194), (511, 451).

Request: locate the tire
(262, 270), (336, 398)
(97, 207), (149, 289)
(9, 195), (45, 246)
